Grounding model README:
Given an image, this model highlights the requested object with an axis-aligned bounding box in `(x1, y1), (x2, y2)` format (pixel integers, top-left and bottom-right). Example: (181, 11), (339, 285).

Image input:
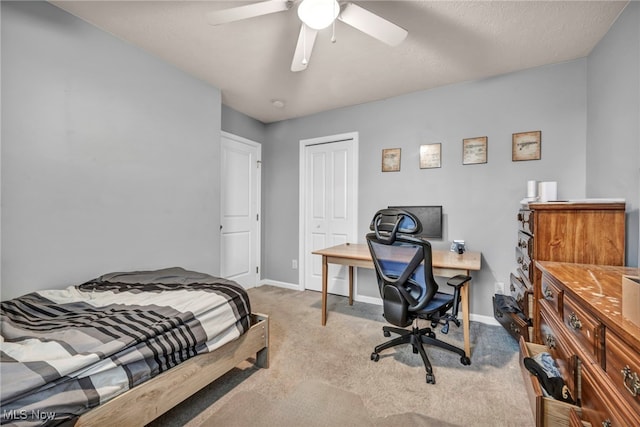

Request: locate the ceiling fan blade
(207, 0), (292, 26)
(338, 2), (408, 46)
(291, 24), (318, 72)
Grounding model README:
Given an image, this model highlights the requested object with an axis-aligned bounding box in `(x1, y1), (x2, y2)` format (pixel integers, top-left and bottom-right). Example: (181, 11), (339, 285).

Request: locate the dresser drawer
(539, 303), (580, 394)
(517, 209), (534, 235)
(579, 360), (640, 427)
(518, 231), (534, 259)
(516, 247), (534, 284)
(493, 296), (530, 342)
(568, 409), (590, 427)
(562, 295), (601, 362)
(518, 267), (532, 289)
(604, 330), (640, 415)
(510, 273), (533, 317)
(519, 337), (582, 427)
(541, 276), (563, 315)
(539, 301), (561, 356)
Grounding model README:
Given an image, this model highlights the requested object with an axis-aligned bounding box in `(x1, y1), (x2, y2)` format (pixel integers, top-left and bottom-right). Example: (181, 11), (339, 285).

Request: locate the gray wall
(263, 60), (588, 318)
(586, 1), (640, 267)
(221, 105), (266, 144)
(2, 1), (637, 320)
(1, 2), (222, 299)
(260, 3), (640, 320)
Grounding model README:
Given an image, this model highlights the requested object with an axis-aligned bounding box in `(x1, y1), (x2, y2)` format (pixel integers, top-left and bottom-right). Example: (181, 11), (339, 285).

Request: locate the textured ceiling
(51, 1), (628, 123)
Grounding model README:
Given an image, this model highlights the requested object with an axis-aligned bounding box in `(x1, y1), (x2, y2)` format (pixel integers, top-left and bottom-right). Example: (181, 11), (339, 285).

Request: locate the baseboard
(354, 294), (382, 306)
(469, 313), (500, 326)
(259, 279), (500, 326)
(258, 279), (302, 291)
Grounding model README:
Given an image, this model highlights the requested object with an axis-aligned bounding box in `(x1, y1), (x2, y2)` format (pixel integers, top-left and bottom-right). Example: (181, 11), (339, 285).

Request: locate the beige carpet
(148, 285), (534, 427)
(199, 379), (459, 427)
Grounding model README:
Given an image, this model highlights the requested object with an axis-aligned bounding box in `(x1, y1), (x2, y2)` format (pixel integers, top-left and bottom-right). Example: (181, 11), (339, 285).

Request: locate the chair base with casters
(370, 317), (471, 384)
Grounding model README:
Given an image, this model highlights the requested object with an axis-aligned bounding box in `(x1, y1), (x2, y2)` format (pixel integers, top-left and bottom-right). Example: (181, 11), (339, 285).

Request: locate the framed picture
(462, 136), (488, 165)
(419, 143), (441, 169)
(512, 131), (541, 161)
(381, 148), (401, 172)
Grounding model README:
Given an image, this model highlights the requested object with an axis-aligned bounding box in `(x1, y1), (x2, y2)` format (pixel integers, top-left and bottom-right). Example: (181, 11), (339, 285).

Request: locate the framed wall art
(512, 131), (541, 161)
(462, 136), (488, 165)
(381, 148), (401, 172)
(419, 143), (441, 169)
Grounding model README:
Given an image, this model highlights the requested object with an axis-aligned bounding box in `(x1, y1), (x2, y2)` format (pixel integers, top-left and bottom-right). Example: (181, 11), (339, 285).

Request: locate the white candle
(538, 181), (557, 202)
(527, 180), (537, 198)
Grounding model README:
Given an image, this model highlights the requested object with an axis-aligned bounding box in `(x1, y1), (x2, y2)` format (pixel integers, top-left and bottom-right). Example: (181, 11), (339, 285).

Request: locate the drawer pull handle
(621, 365), (640, 398)
(522, 263), (528, 272)
(544, 288), (554, 300)
(518, 240), (528, 249)
(568, 312), (582, 330)
(545, 334), (556, 349)
(510, 283), (516, 292)
(509, 322), (520, 335)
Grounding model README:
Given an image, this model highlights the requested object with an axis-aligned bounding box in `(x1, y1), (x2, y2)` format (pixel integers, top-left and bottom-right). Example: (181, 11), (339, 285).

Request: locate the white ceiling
(51, 1), (628, 123)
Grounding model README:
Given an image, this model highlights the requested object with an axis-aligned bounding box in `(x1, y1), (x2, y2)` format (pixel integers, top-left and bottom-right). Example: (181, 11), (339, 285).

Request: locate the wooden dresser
(520, 262), (640, 426)
(502, 202), (626, 344)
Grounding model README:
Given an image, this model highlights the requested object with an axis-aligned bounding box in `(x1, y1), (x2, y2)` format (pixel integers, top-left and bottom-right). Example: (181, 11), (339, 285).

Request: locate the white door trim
(220, 131), (261, 288)
(298, 131), (359, 292)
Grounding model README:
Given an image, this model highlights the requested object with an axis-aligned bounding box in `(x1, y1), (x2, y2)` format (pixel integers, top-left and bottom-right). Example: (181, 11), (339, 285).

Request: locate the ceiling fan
(207, 0), (408, 72)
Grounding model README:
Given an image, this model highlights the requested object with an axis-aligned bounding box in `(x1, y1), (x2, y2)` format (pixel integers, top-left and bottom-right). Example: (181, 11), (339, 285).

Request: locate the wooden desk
(312, 243), (481, 357)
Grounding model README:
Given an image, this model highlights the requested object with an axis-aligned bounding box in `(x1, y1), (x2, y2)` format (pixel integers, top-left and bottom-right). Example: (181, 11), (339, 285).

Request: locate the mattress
(0, 267), (251, 426)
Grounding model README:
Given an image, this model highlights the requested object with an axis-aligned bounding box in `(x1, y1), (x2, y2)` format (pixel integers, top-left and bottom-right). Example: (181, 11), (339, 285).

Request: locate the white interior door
(301, 133), (358, 295)
(220, 132), (261, 288)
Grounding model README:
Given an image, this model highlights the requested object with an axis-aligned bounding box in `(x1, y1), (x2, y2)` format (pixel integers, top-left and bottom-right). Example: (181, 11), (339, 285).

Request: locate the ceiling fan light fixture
(297, 0), (340, 30)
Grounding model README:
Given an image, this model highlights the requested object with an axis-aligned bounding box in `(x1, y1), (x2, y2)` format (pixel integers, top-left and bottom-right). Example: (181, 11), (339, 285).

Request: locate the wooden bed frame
(74, 313), (269, 426)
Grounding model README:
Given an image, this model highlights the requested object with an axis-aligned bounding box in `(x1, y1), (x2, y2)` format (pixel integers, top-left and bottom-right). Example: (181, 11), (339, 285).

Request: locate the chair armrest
(446, 274), (472, 289)
(445, 275), (471, 320)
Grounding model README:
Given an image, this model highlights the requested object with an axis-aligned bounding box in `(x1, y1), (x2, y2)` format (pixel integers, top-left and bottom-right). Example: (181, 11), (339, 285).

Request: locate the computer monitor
(388, 205), (443, 239)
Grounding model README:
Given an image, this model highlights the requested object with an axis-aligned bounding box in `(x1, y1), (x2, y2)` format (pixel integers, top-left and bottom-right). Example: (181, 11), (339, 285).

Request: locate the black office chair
(366, 208), (471, 384)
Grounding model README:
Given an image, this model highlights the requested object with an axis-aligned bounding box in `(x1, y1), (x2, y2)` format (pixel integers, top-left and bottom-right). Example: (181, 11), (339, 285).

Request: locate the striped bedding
(0, 267), (251, 426)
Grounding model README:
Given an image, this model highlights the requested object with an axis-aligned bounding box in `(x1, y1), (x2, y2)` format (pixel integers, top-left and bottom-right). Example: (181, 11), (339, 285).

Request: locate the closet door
(301, 133), (358, 295)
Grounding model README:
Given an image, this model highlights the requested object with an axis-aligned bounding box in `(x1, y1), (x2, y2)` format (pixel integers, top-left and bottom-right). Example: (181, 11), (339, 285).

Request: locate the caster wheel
(427, 331), (436, 338)
(383, 331), (391, 337)
(460, 356), (471, 366)
(426, 374), (436, 384)
(371, 352), (380, 362)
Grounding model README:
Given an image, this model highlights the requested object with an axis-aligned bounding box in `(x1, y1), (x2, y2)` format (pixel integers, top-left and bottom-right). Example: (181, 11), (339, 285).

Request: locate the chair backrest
(368, 207), (422, 244)
(366, 209), (439, 323)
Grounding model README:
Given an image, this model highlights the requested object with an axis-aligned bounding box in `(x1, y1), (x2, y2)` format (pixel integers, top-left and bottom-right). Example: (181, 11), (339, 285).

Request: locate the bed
(0, 267), (269, 426)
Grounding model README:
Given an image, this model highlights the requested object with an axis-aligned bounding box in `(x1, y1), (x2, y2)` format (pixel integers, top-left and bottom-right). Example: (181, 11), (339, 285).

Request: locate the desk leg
(321, 255), (328, 326)
(462, 276), (470, 358)
(348, 266), (354, 306)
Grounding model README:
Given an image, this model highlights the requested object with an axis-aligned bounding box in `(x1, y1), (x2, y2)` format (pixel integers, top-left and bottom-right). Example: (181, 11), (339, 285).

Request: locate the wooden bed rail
(75, 313), (269, 426)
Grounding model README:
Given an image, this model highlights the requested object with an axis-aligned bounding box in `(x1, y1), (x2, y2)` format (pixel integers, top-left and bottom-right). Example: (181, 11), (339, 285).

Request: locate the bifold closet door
(303, 138), (356, 295)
